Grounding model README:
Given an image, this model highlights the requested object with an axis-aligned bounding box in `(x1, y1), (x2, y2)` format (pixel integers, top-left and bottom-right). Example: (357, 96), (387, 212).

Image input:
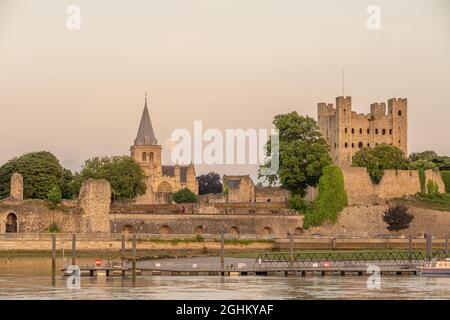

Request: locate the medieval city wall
(342, 167), (446, 205)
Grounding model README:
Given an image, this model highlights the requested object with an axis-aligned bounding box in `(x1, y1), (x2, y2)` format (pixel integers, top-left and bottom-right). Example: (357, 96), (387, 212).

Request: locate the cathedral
(130, 96), (198, 204)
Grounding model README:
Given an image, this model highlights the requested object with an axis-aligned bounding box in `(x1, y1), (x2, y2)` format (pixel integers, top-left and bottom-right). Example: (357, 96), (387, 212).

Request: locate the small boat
(418, 258), (450, 276)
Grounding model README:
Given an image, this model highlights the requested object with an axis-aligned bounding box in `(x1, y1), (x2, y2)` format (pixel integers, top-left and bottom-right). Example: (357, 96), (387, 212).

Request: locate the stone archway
(6, 213), (17, 233)
(159, 225), (172, 234)
(262, 227), (273, 236)
(228, 226), (239, 236)
(293, 227), (303, 235)
(122, 225), (134, 234)
(194, 226), (204, 235)
(156, 181), (173, 204)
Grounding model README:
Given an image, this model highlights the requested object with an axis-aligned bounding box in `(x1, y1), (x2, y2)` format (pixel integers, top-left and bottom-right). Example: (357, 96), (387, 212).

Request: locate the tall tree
(196, 172), (222, 195)
(259, 112), (331, 196)
(73, 156), (146, 200)
(0, 151), (69, 199)
(352, 144), (408, 183)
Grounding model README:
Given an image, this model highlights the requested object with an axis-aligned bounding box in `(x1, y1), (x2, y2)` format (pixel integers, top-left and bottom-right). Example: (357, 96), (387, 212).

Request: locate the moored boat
(418, 258), (450, 276)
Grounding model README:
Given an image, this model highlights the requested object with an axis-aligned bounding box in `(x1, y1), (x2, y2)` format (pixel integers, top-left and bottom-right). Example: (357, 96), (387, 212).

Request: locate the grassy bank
(392, 193), (450, 211)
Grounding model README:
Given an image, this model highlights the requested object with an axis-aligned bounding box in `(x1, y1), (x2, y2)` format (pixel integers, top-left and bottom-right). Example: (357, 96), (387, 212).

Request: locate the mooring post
(289, 229), (294, 270)
(445, 233), (449, 256)
(121, 234), (126, 260)
(408, 235), (412, 264)
(71, 233), (76, 266)
(220, 232), (225, 271)
(51, 234), (56, 286)
(426, 233), (433, 261)
(132, 234), (136, 282)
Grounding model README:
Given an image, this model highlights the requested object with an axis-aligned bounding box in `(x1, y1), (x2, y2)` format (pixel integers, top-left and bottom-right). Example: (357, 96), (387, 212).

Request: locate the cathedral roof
(134, 96), (158, 146)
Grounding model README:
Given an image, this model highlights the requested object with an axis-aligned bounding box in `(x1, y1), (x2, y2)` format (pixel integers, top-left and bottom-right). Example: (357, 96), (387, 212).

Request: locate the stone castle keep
(0, 94), (449, 237)
(318, 96), (408, 166)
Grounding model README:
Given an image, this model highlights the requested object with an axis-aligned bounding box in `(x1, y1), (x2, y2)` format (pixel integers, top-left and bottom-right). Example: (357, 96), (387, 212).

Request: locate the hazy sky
(1, 0), (449, 181)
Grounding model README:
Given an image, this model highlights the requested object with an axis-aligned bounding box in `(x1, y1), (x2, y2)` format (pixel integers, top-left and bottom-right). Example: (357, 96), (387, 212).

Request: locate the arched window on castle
(382, 129), (386, 135)
(359, 128), (362, 134)
(345, 143), (348, 148)
(375, 129), (379, 134)
(149, 152), (154, 163)
(351, 128), (355, 134)
(358, 142), (363, 148)
(389, 129), (392, 135)
(367, 128), (370, 134)
(345, 128), (348, 134)
(398, 110), (402, 116)
(351, 143), (355, 148)
(142, 152), (147, 161)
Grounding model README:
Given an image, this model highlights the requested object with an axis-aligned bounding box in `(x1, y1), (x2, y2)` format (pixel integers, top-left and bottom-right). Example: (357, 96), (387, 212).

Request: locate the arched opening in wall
(156, 182), (173, 204)
(351, 128), (355, 134)
(398, 110), (402, 116)
(6, 213), (17, 233)
(293, 228), (303, 236)
(344, 143), (348, 148)
(367, 129), (370, 134)
(359, 128), (362, 134)
(228, 226), (239, 236)
(375, 129), (379, 134)
(262, 227), (273, 236)
(266, 199), (271, 202)
(159, 225), (172, 234)
(345, 128), (348, 134)
(149, 152), (154, 163)
(389, 129), (392, 135)
(358, 142), (363, 149)
(194, 226), (204, 235)
(122, 225), (134, 234)
(142, 152), (147, 161)
(367, 143), (370, 147)
(382, 129), (386, 135)
(351, 143), (354, 148)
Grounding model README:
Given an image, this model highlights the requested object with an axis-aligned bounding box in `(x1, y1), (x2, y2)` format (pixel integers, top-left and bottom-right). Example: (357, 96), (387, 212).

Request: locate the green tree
(441, 171), (450, 193)
(73, 156), (146, 200)
(303, 165), (347, 228)
(47, 186), (62, 209)
(196, 172), (222, 195)
(409, 159), (436, 170)
(172, 188), (197, 203)
(352, 144), (408, 183)
(259, 112), (331, 196)
(409, 151), (438, 162)
(0, 151), (68, 199)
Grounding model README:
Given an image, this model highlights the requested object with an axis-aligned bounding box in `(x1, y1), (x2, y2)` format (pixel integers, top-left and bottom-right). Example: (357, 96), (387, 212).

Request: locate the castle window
(351, 143), (354, 148)
(375, 129), (379, 134)
(375, 143), (378, 146)
(345, 128), (348, 134)
(389, 129), (392, 135)
(367, 129), (370, 134)
(359, 128), (362, 134)
(351, 128), (355, 134)
(398, 110), (402, 116)
(142, 152), (147, 161)
(345, 143), (348, 148)
(358, 142), (363, 148)
(149, 152), (154, 163)
(382, 129), (386, 135)
(367, 143), (370, 147)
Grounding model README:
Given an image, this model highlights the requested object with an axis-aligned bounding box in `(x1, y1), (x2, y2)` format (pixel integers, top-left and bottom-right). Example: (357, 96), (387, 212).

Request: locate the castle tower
(130, 95), (162, 179)
(317, 95), (408, 167)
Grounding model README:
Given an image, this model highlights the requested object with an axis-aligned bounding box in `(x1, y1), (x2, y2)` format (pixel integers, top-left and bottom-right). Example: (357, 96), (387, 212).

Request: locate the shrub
(383, 204), (414, 232)
(47, 222), (60, 233)
(47, 186), (62, 209)
(195, 235), (204, 242)
(172, 188), (197, 203)
(441, 171), (450, 193)
(289, 194), (307, 212)
(418, 169), (426, 193)
(426, 179), (439, 194)
(303, 165), (347, 229)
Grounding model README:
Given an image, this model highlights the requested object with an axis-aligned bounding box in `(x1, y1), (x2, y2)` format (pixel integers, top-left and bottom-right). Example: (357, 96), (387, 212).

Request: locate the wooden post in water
(220, 232), (225, 271)
(51, 234), (56, 286)
(289, 229), (294, 270)
(426, 233), (433, 261)
(71, 234), (76, 266)
(445, 233), (449, 256)
(132, 234), (136, 282)
(121, 234), (126, 259)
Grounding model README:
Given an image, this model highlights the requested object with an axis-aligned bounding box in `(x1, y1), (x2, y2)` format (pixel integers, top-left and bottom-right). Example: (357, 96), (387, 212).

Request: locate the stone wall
(306, 205), (450, 237)
(342, 167), (446, 205)
(78, 179), (111, 233)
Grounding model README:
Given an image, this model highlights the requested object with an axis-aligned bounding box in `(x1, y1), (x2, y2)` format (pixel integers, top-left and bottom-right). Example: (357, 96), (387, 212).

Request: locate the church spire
(134, 93), (158, 146)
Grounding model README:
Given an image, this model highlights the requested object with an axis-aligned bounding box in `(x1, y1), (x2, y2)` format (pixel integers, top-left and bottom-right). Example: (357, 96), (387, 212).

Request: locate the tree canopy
(383, 204), (414, 232)
(409, 150), (450, 171)
(73, 156), (146, 200)
(172, 188), (197, 203)
(196, 172), (222, 195)
(0, 151), (70, 200)
(352, 144), (408, 183)
(259, 112), (331, 196)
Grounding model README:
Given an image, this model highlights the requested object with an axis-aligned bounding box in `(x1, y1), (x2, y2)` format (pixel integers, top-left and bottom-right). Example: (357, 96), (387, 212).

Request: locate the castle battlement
(317, 96), (408, 166)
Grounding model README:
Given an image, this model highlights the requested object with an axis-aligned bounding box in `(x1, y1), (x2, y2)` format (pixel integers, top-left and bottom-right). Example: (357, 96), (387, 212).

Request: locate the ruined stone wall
(342, 167), (446, 205)
(78, 179), (111, 233)
(110, 213), (303, 236)
(10, 173), (23, 201)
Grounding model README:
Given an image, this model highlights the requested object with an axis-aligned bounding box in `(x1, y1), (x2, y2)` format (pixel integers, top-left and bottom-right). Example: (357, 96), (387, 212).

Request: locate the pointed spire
(134, 93), (158, 146)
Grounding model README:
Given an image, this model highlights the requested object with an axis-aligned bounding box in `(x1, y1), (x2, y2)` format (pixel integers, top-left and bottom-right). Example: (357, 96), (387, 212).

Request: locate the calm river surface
(0, 256), (449, 299)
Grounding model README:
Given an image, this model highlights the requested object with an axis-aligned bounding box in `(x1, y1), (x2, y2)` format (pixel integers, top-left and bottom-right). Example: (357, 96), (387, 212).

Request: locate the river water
(0, 257), (449, 299)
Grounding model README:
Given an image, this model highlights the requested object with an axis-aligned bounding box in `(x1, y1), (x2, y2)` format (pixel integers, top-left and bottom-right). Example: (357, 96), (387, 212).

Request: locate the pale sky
(0, 0), (449, 181)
